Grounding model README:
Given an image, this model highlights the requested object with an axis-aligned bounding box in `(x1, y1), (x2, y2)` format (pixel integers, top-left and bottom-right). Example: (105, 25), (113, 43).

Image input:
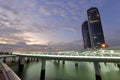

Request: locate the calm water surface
(9, 61), (120, 80)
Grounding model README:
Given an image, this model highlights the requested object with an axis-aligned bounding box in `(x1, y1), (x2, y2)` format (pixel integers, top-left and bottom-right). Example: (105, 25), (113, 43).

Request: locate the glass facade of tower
(82, 21), (91, 49)
(87, 7), (105, 48)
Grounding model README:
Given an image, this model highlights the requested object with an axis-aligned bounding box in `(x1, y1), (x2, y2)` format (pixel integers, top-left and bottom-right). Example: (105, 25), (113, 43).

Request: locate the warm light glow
(0, 38), (17, 44)
(96, 14), (99, 17)
(25, 37), (48, 45)
(101, 43), (108, 48)
(89, 20), (100, 23)
(0, 41), (7, 44)
(23, 32), (48, 45)
(26, 41), (47, 45)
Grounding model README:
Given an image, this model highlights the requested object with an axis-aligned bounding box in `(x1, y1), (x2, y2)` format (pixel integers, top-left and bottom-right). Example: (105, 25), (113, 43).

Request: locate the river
(9, 61), (120, 80)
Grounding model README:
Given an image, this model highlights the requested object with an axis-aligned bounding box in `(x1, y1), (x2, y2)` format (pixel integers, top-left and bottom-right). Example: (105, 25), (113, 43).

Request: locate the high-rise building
(82, 21), (91, 49)
(87, 7), (106, 49)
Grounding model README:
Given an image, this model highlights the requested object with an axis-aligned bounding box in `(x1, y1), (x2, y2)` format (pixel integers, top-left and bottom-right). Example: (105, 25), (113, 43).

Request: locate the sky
(0, 0), (120, 48)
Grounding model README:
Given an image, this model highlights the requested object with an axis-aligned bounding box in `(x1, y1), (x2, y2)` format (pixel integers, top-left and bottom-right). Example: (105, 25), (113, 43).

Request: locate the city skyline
(0, 0), (120, 50)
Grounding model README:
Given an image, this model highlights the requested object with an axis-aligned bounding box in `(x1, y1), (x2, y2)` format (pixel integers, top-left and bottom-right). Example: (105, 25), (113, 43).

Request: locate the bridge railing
(1, 63), (21, 80)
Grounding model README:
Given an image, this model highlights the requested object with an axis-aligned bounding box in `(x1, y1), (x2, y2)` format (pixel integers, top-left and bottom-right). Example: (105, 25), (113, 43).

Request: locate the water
(9, 61), (120, 80)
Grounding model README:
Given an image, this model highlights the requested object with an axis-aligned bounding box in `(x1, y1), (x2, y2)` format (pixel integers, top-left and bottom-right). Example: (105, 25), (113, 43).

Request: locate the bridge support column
(31, 58), (33, 61)
(63, 61), (65, 64)
(94, 62), (101, 80)
(32, 58), (34, 61)
(40, 60), (46, 80)
(35, 58), (37, 61)
(58, 60), (60, 63)
(3, 57), (6, 63)
(104, 62), (106, 66)
(27, 58), (30, 64)
(75, 62), (78, 67)
(37, 58), (39, 61)
(19, 57), (24, 70)
(34, 58), (36, 61)
(117, 64), (120, 69)
(29, 58), (31, 61)
(34, 58), (35, 61)
(12, 57), (16, 63)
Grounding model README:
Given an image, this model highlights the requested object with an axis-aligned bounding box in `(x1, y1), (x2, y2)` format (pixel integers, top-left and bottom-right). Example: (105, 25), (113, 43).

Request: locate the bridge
(0, 49), (120, 80)
(12, 49), (120, 62)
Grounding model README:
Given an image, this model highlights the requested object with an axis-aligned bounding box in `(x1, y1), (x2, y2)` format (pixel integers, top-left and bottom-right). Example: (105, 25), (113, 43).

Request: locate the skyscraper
(82, 21), (91, 49)
(87, 7), (106, 49)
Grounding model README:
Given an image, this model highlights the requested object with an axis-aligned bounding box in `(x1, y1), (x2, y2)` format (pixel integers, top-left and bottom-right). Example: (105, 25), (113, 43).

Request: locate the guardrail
(0, 55), (16, 58)
(1, 63), (21, 80)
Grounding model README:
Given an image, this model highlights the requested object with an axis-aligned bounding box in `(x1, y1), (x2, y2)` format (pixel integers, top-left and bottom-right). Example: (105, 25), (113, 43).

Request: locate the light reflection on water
(10, 61), (120, 80)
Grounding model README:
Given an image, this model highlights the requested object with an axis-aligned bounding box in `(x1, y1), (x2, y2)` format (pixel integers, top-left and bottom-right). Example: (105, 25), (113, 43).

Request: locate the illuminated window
(89, 20), (100, 23)
(96, 14), (99, 17)
(93, 36), (97, 38)
(89, 16), (91, 18)
(97, 43), (100, 44)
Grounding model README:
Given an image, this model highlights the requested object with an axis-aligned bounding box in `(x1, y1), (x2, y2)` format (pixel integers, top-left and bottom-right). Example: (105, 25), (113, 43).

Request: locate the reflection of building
(87, 7), (105, 49)
(82, 21), (91, 49)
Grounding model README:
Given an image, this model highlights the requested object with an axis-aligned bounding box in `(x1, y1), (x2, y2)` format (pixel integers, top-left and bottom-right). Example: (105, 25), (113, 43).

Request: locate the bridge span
(1, 49), (120, 80)
(12, 49), (120, 62)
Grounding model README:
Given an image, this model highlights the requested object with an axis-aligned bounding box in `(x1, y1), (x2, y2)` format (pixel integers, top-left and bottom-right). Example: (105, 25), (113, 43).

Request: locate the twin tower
(82, 7), (107, 49)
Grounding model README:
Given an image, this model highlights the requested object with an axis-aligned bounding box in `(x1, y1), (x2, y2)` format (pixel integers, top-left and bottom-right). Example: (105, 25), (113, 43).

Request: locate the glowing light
(101, 43), (108, 48)
(89, 20), (100, 23)
(0, 38), (17, 44)
(23, 32), (48, 45)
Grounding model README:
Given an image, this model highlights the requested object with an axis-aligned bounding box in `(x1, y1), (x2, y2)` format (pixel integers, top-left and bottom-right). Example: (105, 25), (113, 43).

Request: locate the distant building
(82, 21), (91, 49)
(87, 7), (106, 49)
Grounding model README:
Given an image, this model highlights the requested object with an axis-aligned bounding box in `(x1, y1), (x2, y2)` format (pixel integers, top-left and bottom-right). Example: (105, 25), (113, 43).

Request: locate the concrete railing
(1, 63), (21, 80)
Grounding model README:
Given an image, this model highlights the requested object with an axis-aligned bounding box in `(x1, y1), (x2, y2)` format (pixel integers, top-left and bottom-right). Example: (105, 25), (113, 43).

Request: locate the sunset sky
(0, 0), (120, 47)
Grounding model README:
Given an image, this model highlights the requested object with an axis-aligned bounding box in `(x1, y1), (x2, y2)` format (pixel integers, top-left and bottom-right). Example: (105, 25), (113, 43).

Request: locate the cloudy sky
(0, 0), (120, 47)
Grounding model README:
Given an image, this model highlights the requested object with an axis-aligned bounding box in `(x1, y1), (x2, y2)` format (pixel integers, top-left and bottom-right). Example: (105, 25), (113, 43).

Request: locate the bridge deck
(13, 49), (120, 62)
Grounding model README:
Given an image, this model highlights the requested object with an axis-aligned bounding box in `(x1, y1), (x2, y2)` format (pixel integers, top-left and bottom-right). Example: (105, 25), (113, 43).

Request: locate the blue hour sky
(0, 0), (120, 47)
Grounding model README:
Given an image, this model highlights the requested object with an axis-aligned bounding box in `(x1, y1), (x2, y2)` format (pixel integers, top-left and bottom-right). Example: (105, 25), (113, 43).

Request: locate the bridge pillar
(12, 57), (16, 63)
(37, 58), (39, 61)
(75, 62), (78, 67)
(31, 58), (33, 61)
(104, 62), (106, 66)
(34, 58), (35, 61)
(3, 57), (6, 63)
(94, 62), (101, 80)
(19, 57), (24, 70)
(29, 58), (31, 61)
(26, 58), (30, 64)
(62, 61), (65, 64)
(117, 64), (120, 69)
(35, 58), (37, 61)
(40, 59), (46, 80)
(58, 60), (60, 63)
(32, 58), (34, 61)
(34, 58), (36, 61)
